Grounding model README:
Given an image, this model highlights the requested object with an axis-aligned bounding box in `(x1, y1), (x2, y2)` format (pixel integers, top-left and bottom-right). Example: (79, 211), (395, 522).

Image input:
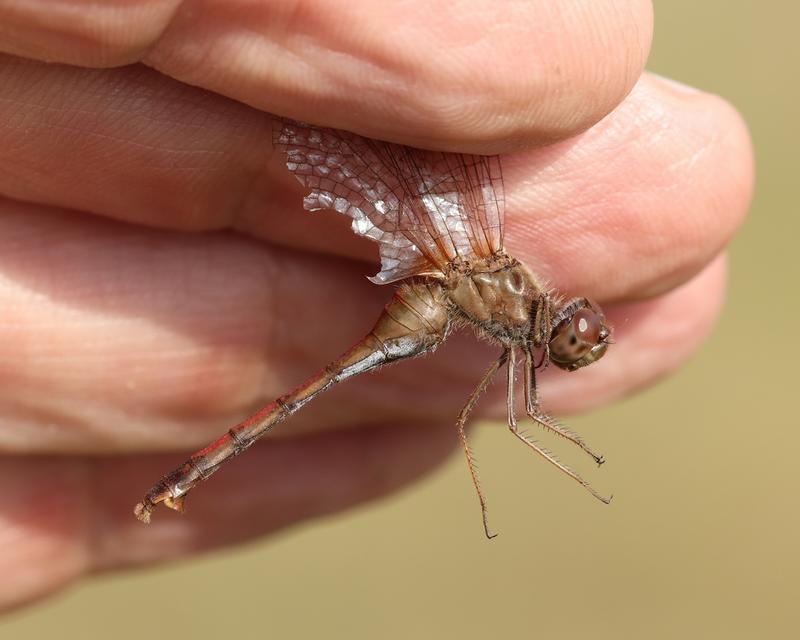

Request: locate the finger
(0, 1), (653, 150)
(0, 421), (454, 611)
(0, 62), (750, 301)
(0, 200), (726, 452)
(502, 75), (752, 303)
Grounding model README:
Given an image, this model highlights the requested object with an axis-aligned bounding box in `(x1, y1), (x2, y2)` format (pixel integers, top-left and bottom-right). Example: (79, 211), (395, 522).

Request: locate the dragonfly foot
(595, 454), (606, 466)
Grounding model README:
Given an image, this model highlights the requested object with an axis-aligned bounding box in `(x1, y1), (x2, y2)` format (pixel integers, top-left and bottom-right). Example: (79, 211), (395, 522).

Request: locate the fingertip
(274, 0), (654, 152)
(503, 72), (751, 302)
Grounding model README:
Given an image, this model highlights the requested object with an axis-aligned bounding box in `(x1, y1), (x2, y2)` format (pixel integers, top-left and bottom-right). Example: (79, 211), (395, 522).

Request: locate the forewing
(369, 144), (505, 263)
(272, 118), (505, 284)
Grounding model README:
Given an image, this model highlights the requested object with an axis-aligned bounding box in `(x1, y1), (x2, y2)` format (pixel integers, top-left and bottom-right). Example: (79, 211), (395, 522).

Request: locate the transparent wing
(272, 118), (505, 284)
(368, 142), (505, 265)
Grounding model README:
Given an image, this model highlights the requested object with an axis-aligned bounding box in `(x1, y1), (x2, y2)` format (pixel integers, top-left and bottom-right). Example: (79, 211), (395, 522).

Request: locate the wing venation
(272, 118), (505, 284)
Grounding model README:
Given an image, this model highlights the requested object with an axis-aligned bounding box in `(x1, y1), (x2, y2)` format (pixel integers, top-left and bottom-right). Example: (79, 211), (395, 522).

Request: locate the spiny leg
(533, 293), (553, 368)
(456, 349), (509, 539)
(512, 349), (611, 504)
(506, 347), (518, 430)
(523, 349), (605, 466)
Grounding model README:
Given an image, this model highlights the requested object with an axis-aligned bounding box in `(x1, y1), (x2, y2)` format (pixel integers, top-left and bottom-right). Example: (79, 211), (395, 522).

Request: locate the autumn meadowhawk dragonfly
(135, 118), (612, 538)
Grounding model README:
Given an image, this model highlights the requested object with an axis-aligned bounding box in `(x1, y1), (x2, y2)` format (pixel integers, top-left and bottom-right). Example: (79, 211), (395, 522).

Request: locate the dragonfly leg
(135, 282), (452, 523)
(510, 348), (611, 504)
(532, 293), (553, 368)
(455, 349), (509, 540)
(523, 349), (606, 466)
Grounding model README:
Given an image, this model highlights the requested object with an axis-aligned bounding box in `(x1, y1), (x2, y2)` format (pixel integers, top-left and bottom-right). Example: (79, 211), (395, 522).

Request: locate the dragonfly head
(548, 298), (610, 371)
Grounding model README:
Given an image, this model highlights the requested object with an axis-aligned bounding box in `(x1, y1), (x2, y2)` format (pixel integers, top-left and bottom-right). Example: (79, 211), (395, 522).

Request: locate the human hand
(0, 0), (751, 611)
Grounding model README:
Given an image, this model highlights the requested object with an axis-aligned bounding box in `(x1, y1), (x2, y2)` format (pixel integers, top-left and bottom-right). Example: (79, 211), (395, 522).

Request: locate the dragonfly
(134, 118), (612, 538)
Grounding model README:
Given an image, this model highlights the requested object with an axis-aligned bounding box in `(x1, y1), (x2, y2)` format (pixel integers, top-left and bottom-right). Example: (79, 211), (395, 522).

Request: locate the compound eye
(573, 308), (601, 344)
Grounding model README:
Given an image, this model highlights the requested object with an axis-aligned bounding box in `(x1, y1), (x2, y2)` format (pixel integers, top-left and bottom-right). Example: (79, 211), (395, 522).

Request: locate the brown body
(135, 253), (609, 537)
(136, 119), (613, 537)
(446, 255), (540, 344)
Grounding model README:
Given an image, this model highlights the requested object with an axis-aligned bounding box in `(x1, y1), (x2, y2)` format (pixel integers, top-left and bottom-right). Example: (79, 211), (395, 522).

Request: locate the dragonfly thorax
(444, 255), (545, 346)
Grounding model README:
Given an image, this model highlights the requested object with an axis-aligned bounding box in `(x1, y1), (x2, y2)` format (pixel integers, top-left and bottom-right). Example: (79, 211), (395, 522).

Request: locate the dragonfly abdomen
(134, 281), (452, 522)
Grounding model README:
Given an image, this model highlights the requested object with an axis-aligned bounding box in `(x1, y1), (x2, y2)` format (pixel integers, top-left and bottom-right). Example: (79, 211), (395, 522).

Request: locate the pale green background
(3, 2), (796, 638)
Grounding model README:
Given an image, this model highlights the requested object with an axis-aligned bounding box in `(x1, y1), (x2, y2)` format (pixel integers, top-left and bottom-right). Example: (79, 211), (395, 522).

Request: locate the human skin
(0, 0), (752, 611)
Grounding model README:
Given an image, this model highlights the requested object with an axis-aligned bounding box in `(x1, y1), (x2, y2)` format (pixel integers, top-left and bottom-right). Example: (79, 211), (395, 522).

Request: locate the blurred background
(2, 1), (796, 638)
